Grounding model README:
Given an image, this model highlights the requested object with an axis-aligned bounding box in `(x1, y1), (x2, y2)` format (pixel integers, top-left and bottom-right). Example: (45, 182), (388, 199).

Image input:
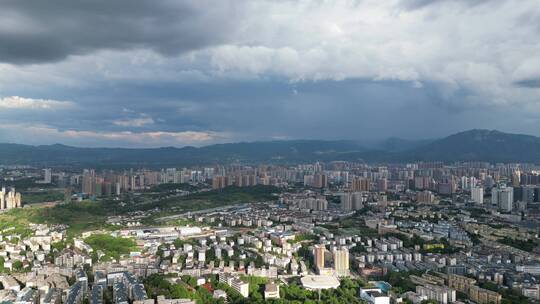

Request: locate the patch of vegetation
(146, 273), (369, 304)
(26, 202), (112, 237)
(465, 231), (482, 245)
(382, 271), (422, 294)
(498, 237), (537, 252)
(144, 274), (225, 304)
(0, 185), (279, 237)
(135, 185), (281, 215)
(0, 210), (34, 238)
(22, 190), (64, 204)
(478, 281), (499, 292)
(350, 244), (366, 254)
(500, 288), (529, 304)
(162, 185), (280, 209)
(0, 257), (7, 273)
(293, 244), (313, 269)
(84, 234), (137, 260)
(467, 208), (489, 218)
(278, 277), (366, 304)
(241, 275), (268, 299)
(149, 183), (201, 193)
(1, 178), (56, 190)
(288, 233), (317, 244)
(322, 215), (379, 236)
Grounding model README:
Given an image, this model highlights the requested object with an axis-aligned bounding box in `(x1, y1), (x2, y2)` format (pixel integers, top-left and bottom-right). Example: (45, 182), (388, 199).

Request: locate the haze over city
(1, 0), (540, 147)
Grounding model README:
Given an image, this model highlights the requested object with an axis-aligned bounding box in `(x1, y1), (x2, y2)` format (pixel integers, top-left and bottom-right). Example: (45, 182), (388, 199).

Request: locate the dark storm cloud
(0, 0), (539, 147)
(1, 74), (538, 147)
(0, 0), (240, 64)
(514, 78), (540, 88)
(21, 78), (498, 141)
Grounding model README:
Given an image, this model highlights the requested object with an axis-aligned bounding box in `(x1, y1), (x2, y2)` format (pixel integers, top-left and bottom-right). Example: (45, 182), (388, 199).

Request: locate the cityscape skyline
(2, 158), (540, 303)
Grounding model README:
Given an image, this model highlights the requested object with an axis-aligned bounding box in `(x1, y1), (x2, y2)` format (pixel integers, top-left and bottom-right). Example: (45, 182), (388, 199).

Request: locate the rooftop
(300, 275), (340, 290)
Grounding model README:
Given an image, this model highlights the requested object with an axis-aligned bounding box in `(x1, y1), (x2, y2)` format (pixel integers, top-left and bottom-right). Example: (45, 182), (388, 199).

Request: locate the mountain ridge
(0, 129), (539, 166)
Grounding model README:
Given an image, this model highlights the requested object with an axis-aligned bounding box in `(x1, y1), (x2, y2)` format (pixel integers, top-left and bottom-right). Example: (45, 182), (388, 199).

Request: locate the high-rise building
(43, 168), (52, 184)
(341, 193), (353, 211)
(416, 190), (435, 204)
(351, 177), (370, 192)
(295, 197), (328, 211)
(437, 176), (457, 195)
(313, 173), (327, 188)
(212, 176), (229, 189)
(313, 244), (326, 272)
(0, 187), (22, 210)
(512, 170), (521, 188)
(333, 247), (349, 277)
(82, 174), (96, 195)
(377, 178), (388, 192)
(520, 185), (537, 203)
(461, 176), (477, 191)
(471, 187), (484, 205)
(491, 186), (513, 211)
(340, 192), (364, 211)
(414, 176), (432, 190)
(163, 168), (177, 183)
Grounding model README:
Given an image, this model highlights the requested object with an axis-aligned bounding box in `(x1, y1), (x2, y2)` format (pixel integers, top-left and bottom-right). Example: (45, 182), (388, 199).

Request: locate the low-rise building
(264, 282), (280, 299)
(359, 288), (390, 304)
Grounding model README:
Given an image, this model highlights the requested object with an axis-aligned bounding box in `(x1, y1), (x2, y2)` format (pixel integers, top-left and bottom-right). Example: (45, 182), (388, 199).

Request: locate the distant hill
(0, 140), (368, 167)
(0, 129), (539, 166)
(375, 137), (434, 152)
(403, 129), (540, 162)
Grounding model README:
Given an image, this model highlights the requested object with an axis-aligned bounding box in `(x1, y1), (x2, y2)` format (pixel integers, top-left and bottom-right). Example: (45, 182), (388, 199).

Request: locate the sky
(0, 0), (540, 147)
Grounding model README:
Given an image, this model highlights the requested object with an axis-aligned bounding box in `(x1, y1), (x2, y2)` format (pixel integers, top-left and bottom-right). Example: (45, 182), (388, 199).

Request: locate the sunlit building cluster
(0, 187), (22, 210)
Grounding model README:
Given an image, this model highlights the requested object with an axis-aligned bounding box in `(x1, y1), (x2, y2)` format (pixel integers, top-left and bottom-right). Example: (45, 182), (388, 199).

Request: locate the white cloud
(0, 96), (74, 110)
(0, 123), (228, 147)
(1, 0), (538, 110)
(0, 0), (540, 146)
(61, 129), (219, 144)
(204, 0), (540, 106)
(113, 116), (155, 127)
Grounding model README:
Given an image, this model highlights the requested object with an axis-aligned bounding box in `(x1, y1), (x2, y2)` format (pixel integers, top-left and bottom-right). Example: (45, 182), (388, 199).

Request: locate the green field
(319, 214), (379, 237)
(156, 185), (280, 210)
(0, 185), (281, 237)
(85, 234), (137, 260)
(0, 202), (114, 237)
(498, 237), (538, 252)
(22, 190), (64, 204)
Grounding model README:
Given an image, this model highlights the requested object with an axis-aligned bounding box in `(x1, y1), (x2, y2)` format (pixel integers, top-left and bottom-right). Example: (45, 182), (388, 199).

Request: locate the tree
(182, 275), (198, 288)
(12, 260), (23, 271)
(0, 257), (6, 273)
(170, 284), (191, 299)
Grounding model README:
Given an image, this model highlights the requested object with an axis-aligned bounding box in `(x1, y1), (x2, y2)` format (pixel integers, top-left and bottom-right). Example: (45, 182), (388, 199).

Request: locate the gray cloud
(0, 0), (240, 64)
(1, 0), (540, 147)
(399, 0), (495, 10)
(514, 79), (540, 88)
